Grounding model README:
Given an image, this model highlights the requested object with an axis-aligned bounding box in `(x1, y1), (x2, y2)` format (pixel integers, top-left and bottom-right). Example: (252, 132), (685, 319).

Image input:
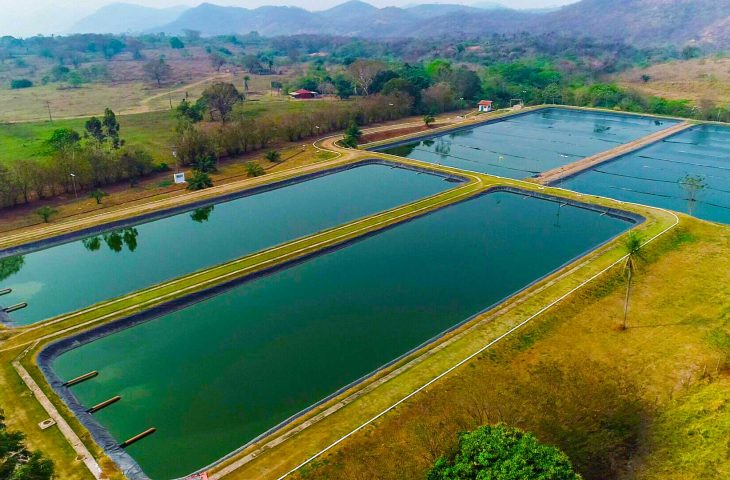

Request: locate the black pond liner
(547, 125), (704, 186)
(37, 186), (643, 480)
(0, 158), (466, 260)
(366, 106), (678, 153)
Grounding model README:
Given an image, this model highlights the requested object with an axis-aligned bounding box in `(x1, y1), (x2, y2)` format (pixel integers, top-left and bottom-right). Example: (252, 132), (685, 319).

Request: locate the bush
(186, 170), (213, 190)
(245, 161), (265, 177)
(10, 78), (33, 89)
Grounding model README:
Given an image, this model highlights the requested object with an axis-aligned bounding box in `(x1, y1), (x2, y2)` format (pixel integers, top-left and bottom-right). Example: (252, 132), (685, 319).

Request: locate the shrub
(10, 78), (33, 89)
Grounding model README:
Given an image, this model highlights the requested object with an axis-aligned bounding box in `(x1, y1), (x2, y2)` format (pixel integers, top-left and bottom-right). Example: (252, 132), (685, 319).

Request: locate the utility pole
(46, 101), (53, 123)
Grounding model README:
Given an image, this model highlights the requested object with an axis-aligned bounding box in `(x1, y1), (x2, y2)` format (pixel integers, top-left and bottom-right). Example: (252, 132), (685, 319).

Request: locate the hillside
(68, 0), (730, 48)
(69, 3), (187, 34)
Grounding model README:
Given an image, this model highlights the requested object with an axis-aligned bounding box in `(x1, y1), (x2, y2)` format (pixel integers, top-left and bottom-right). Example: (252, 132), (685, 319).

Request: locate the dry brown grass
(617, 57), (730, 105)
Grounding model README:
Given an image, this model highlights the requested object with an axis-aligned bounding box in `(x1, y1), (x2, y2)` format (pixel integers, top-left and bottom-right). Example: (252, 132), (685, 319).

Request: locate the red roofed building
(477, 100), (493, 112)
(289, 89), (319, 99)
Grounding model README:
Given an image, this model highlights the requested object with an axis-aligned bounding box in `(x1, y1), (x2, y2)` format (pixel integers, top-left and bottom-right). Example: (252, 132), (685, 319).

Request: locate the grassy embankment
(290, 217), (730, 480)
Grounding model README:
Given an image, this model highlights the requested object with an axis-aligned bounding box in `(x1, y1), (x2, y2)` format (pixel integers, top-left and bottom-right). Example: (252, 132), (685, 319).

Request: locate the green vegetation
(428, 425), (581, 480)
(622, 231), (644, 330)
(186, 170), (213, 191)
(10, 79), (32, 89)
(0, 409), (54, 479)
(245, 161), (265, 177)
(35, 206), (57, 223)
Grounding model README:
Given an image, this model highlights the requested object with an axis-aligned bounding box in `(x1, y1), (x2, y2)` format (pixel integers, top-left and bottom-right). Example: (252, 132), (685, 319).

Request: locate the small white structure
(173, 172), (186, 184)
(477, 100), (493, 112)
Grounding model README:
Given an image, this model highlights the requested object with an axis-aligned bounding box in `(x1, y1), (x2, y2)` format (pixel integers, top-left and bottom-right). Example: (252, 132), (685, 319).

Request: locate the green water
(377, 108), (677, 179)
(0, 163), (453, 325)
(561, 124), (730, 224)
(53, 191), (632, 479)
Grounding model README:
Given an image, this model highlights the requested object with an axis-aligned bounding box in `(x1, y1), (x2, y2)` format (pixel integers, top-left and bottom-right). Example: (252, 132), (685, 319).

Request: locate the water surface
(53, 190), (633, 478)
(0, 163), (453, 325)
(377, 108), (677, 178)
(561, 124), (730, 224)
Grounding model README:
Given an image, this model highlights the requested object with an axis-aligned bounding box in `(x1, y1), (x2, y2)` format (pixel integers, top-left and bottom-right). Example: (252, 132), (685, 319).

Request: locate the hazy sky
(0, 0), (577, 37)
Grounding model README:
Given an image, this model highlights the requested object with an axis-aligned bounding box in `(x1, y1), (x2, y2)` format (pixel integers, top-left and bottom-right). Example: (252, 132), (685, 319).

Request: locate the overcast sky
(0, 0), (578, 37)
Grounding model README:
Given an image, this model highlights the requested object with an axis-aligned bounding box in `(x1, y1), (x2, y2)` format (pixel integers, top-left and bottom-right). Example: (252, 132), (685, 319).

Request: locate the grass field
(617, 57), (730, 106)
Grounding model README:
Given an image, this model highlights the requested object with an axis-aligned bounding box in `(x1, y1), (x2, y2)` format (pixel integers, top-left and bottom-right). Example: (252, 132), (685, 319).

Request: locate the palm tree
(622, 231), (643, 330)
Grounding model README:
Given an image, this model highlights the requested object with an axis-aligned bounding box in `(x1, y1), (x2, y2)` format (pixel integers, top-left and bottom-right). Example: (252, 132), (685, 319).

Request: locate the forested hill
(70, 0), (730, 49)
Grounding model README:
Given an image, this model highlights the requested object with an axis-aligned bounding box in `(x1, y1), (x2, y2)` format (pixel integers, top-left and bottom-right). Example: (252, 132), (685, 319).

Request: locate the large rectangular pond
(0, 162), (456, 325)
(560, 124), (730, 224)
(45, 189), (636, 479)
(375, 108), (678, 179)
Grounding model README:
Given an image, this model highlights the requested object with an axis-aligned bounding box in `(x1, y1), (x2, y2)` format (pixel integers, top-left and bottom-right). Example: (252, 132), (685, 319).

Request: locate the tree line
(0, 108), (157, 208)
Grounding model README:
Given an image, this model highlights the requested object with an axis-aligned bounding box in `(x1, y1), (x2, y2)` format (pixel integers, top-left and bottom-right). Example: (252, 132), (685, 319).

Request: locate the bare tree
(143, 57), (172, 87)
(679, 174), (707, 216)
(622, 231), (643, 330)
(347, 59), (385, 96)
(201, 83), (241, 123)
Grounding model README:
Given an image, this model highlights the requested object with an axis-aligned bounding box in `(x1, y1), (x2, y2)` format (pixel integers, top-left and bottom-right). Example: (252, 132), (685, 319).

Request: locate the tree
(347, 59), (385, 96)
(342, 120), (362, 148)
(679, 174), (707, 216)
(143, 57), (172, 87)
(542, 83), (562, 104)
(641, 74), (651, 83)
(202, 82), (241, 122)
(333, 74), (354, 99)
(84, 117), (105, 143)
(89, 189), (108, 204)
(264, 150), (281, 163)
(169, 37), (185, 49)
(0, 256), (25, 282)
(183, 29), (201, 42)
(0, 409), (54, 480)
(423, 114), (436, 127)
(102, 108), (121, 148)
(190, 205), (214, 223)
(47, 128), (80, 151)
(245, 161), (265, 177)
(428, 424), (581, 480)
(36, 206), (58, 223)
(176, 98), (205, 123)
(621, 231), (643, 331)
(243, 75), (250, 95)
(187, 170), (213, 190)
(210, 52), (226, 72)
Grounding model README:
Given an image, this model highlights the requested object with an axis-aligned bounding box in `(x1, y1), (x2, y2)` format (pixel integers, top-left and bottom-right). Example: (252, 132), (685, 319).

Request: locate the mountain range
(69, 0), (730, 48)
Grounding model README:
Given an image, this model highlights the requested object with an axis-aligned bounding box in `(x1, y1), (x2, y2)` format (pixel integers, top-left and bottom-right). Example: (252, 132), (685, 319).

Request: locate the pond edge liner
(366, 106), (681, 153)
(36, 187), (644, 480)
(0, 158), (467, 260)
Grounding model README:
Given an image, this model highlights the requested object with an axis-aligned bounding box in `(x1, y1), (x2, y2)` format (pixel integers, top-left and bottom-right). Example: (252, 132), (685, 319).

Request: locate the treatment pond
(560, 124), (730, 224)
(0, 162), (455, 325)
(47, 189), (636, 479)
(376, 108), (677, 179)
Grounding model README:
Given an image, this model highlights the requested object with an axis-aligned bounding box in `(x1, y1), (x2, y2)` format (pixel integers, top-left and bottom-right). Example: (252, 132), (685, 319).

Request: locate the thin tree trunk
(623, 268), (632, 330)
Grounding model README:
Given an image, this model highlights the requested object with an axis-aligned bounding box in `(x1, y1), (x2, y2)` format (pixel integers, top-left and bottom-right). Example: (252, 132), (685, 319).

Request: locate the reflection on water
(0, 256), (25, 282)
(82, 228), (140, 253)
(190, 206), (215, 223)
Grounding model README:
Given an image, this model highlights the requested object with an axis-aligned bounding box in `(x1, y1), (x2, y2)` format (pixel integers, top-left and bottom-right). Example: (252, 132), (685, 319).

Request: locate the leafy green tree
(175, 98), (205, 123)
(428, 425), (581, 480)
(193, 155), (217, 173)
(102, 108), (121, 148)
(245, 161), (265, 177)
(622, 231), (644, 330)
(264, 150), (281, 163)
(169, 37), (185, 49)
(36, 206), (58, 223)
(88, 189), (108, 204)
(201, 82), (242, 122)
(342, 120), (362, 148)
(84, 117), (105, 143)
(333, 75), (354, 99)
(187, 170), (213, 190)
(46, 128), (80, 151)
(0, 409), (54, 480)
